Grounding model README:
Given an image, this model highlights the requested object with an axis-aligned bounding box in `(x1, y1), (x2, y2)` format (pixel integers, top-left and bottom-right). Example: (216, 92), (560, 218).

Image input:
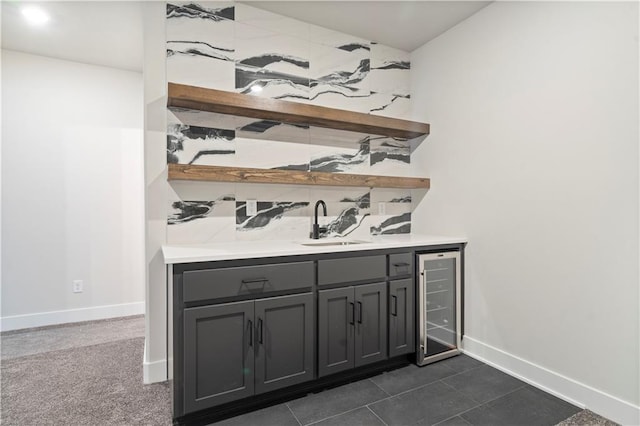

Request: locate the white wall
(411, 2), (639, 424)
(142, 2), (168, 384)
(1, 50), (145, 330)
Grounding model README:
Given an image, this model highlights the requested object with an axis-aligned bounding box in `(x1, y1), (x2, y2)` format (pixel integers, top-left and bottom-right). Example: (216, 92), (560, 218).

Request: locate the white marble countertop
(162, 234), (467, 264)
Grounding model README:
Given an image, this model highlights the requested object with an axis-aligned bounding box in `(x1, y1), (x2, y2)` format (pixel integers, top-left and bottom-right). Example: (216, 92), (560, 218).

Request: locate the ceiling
(243, 1), (491, 52)
(1, 1), (490, 73)
(1, 1), (144, 72)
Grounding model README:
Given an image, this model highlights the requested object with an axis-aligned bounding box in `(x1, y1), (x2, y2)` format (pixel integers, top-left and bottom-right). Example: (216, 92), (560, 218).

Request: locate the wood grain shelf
(168, 164), (430, 189)
(168, 83), (430, 139)
(166, 83), (431, 189)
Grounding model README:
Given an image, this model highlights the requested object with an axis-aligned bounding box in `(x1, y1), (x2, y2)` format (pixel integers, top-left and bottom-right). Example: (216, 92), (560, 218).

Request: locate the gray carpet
(1, 336), (171, 425)
(1, 315), (146, 360)
(556, 410), (619, 426)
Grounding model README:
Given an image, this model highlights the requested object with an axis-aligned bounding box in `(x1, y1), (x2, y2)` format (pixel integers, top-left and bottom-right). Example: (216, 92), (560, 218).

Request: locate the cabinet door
(318, 287), (355, 377)
(254, 293), (314, 394)
(183, 300), (254, 414)
(354, 282), (388, 367)
(389, 279), (415, 357)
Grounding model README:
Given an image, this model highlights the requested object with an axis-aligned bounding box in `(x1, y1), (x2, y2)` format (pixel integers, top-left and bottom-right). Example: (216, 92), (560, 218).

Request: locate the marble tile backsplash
(168, 182), (410, 243)
(165, 1), (415, 243)
(166, 2), (411, 114)
(166, 2), (236, 90)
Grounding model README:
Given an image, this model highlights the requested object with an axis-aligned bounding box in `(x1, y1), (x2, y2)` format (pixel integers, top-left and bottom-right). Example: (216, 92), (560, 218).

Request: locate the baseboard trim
(462, 336), (640, 425)
(143, 340), (168, 384)
(0, 302), (145, 332)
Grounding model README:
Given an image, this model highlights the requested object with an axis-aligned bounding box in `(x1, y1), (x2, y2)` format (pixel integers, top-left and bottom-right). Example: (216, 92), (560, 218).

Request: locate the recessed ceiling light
(22, 6), (50, 26)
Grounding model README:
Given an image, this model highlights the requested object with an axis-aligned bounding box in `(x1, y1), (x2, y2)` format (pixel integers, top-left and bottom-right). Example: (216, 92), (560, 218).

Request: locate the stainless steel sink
(299, 239), (370, 247)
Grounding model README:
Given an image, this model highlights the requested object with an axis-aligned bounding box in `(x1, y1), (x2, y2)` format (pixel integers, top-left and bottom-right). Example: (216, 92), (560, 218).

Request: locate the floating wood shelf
(168, 164), (430, 189)
(167, 83), (431, 189)
(168, 83), (430, 139)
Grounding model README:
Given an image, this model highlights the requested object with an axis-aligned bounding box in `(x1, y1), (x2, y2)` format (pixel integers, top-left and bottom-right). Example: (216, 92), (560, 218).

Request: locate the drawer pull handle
(391, 295), (398, 316)
(241, 278), (269, 285)
(241, 278), (270, 293)
(393, 262), (410, 268)
(248, 319), (253, 347)
(258, 318), (264, 344)
(349, 302), (355, 325)
(357, 301), (363, 324)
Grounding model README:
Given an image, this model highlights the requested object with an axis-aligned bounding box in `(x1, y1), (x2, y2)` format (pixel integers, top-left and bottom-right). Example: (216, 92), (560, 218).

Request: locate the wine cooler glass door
(418, 251), (461, 365)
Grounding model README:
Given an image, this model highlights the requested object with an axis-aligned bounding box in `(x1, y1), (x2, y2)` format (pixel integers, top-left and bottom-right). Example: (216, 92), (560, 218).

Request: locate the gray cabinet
(318, 287), (355, 377)
(318, 283), (387, 377)
(254, 293), (314, 394)
(354, 283), (388, 367)
(183, 300), (255, 413)
(173, 246), (464, 421)
(318, 256), (386, 286)
(183, 262), (313, 302)
(388, 278), (415, 357)
(389, 253), (413, 278)
(183, 293), (313, 414)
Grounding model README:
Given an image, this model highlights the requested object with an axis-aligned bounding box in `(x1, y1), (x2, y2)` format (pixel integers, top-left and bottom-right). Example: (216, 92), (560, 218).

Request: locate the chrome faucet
(312, 200), (327, 239)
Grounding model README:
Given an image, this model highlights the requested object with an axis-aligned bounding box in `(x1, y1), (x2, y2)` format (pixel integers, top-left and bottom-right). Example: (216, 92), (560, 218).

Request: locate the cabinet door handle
(349, 302), (355, 325)
(391, 295), (398, 316)
(393, 262), (410, 267)
(258, 318), (264, 344)
(248, 319), (253, 347)
(357, 301), (363, 324)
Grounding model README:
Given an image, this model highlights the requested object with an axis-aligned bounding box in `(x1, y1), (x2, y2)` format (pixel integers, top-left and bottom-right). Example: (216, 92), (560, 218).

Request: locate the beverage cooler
(417, 251), (462, 366)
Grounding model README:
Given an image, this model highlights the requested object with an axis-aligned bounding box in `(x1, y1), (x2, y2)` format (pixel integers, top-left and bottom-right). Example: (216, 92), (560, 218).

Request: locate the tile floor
(216, 354), (582, 426)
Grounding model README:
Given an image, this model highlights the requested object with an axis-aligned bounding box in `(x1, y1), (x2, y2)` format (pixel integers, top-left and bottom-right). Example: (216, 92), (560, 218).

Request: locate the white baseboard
(462, 336), (640, 426)
(143, 339), (168, 384)
(0, 301), (145, 332)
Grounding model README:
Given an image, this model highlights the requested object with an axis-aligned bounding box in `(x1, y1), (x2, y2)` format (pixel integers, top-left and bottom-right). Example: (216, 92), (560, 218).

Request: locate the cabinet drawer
(318, 255), (385, 286)
(389, 253), (413, 278)
(183, 262), (314, 302)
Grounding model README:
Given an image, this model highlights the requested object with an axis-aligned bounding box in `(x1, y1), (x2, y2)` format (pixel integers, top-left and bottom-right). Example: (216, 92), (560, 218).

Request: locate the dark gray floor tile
(369, 380), (477, 425)
(461, 385), (581, 426)
(287, 379), (388, 425)
(437, 354), (484, 374)
(370, 362), (457, 396)
(431, 415), (473, 426)
(442, 365), (525, 404)
(212, 403), (299, 426)
(312, 407), (385, 426)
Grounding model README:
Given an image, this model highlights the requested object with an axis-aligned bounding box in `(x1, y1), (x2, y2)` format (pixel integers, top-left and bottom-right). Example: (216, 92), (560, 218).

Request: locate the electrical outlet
(246, 199), (257, 216)
(378, 202), (386, 215)
(73, 280), (83, 293)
